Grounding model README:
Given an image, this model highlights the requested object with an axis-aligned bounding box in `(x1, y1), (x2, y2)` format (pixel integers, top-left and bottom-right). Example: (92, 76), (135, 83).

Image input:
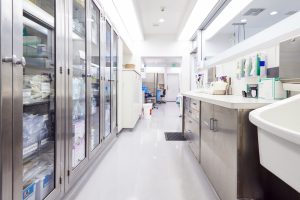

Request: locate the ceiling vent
(153, 23), (160, 27)
(244, 8), (265, 16)
(286, 11), (298, 15)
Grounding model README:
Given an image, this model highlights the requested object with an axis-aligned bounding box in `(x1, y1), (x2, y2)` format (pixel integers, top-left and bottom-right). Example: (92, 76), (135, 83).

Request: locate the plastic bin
(143, 103), (152, 119)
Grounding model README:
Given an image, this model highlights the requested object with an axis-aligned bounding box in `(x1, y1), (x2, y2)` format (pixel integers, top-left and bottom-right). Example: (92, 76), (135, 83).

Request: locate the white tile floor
(74, 103), (219, 200)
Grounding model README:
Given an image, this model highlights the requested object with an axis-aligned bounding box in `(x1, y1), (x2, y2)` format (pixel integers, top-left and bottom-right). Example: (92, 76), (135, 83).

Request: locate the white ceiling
(210, 0), (300, 41)
(134, 0), (197, 35)
(142, 57), (182, 67)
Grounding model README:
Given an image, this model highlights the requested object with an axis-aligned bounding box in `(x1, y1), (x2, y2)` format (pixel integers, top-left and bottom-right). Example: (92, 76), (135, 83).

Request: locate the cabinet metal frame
(0, 0), (13, 199)
(11, 0), (65, 199)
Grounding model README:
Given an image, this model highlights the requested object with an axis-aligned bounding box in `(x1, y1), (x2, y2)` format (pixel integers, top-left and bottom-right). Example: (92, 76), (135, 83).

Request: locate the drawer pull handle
(193, 102), (197, 105)
(210, 118), (214, 130)
(213, 119), (218, 132)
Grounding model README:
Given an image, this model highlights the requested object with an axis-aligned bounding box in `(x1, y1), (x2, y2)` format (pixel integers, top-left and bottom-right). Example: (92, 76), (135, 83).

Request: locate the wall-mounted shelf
(204, 12), (300, 68)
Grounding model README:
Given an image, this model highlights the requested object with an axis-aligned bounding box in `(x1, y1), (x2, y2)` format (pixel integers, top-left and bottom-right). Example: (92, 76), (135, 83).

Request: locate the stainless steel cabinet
(200, 102), (263, 200)
(201, 103), (237, 200)
(0, 0), (120, 199)
(183, 97), (200, 161)
(8, 0), (64, 200)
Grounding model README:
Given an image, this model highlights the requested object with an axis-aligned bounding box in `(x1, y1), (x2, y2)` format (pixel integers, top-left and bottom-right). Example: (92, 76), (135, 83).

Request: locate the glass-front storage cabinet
(67, 0), (107, 184)
(12, 0), (63, 200)
(0, 0), (119, 199)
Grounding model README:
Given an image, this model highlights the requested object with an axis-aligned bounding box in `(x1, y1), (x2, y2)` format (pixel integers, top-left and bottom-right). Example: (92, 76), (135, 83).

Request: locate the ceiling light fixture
(178, 0), (219, 40)
(159, 18), (165, 23)
(270, 11), (278, 16)
(240, 19), (247, 23)
(204, 0), (253, 40)
(112, 0), (144, 41)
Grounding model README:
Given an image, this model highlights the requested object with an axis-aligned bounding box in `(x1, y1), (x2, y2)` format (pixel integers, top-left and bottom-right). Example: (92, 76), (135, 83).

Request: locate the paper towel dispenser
(280, 37), (300, 82)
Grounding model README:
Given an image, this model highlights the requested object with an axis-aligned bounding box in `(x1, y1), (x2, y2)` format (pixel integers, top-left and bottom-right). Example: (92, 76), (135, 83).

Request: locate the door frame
(0, 0), (13, 199)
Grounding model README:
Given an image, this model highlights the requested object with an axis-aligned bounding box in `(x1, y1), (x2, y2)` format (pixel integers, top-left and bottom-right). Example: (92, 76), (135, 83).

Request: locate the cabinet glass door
(104, 22), (111, 137)
(89, 2), (101, 151)
(22, 10), (56, 200)
(111, 31), (118, 132)
(71, 0), (87, 168)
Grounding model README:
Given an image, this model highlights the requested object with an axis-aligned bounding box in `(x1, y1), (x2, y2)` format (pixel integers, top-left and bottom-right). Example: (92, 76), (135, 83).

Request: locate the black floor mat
(165, 132), (186, 141)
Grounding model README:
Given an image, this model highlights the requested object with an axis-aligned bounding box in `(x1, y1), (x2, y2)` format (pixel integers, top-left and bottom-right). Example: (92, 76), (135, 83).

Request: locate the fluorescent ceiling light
(270, 11), (278, 16)
(241, 19), (247, 23)
(113, 0), (144, 41)
(204, 0), (253, 40)
(178, 0), (219, 41)
(159, 18), (165, 23)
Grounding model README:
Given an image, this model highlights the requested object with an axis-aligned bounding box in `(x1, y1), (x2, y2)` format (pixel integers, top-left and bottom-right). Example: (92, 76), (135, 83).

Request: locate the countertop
(182, 91), (277, 109)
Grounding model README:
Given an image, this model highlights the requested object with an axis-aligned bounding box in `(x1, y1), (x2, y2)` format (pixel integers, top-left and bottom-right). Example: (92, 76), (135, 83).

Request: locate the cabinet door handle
(210, 118), (214, 130)
(189, 110), (192, 114)
(189, 120), (192, 124)
(213, 119), (218, 132)
(193, 102), (197, 105)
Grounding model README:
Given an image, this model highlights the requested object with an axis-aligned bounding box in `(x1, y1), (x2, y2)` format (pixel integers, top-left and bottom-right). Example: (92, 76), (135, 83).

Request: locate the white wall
(215, 45), (279, 96)
(135, 34), (191, 93)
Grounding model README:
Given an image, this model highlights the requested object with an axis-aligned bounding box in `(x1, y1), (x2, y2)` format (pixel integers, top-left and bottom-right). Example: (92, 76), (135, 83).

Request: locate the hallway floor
(74, 103), (219, 200)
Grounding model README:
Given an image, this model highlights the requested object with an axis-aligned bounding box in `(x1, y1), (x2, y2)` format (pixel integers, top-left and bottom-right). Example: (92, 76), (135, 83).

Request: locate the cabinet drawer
(186, 108), (200, 122)
(185, 116), (200, 160)
(185, 116), (199, 134)
(190, 99), (200, 111)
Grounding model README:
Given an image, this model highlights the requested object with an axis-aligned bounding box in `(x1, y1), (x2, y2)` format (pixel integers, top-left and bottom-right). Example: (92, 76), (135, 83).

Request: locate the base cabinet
(183, 98), (264, 200)
(201, 103), (238, 200)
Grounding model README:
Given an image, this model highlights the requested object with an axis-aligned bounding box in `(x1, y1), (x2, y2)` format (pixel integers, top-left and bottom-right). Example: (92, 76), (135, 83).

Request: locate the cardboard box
(124, 64), (135, 69)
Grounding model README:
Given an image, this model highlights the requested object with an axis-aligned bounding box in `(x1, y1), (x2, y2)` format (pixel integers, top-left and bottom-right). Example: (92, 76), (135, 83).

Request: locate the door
(67, 0), (88, 181)
(88, 1), (101, 153)
(200, 102), (215, 187)
(212, 105), (238, 200)
(166, 74), (179, 102)
(12, 0), (63, 199)
(111, 31), (118, 134)
(104, 21), (111, 138)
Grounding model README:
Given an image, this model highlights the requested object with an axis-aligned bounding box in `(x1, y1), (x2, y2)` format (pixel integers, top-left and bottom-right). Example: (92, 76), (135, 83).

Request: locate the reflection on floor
(74, 103), (219, 200)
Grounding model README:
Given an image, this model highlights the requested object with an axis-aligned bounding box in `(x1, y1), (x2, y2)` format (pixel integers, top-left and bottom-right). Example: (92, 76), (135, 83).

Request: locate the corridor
(73, 103), (219, 200)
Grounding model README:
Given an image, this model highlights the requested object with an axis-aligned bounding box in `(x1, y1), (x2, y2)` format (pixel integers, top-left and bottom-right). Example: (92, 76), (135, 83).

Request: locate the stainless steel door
(67, 0), (89, 184)
(99, 10), (106, 144)
(0, 0), (13, 199)
(12, 0), (63, 200)
(104, 21), (111, 138)
(200, 102), (214, 181)
(88, 1), (102, 155)
(111, 31), (118, 134)
(212, 105), (237, 200)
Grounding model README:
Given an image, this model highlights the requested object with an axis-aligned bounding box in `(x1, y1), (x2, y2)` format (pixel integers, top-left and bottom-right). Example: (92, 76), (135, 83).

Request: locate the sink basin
(250, 94), (300, 192)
